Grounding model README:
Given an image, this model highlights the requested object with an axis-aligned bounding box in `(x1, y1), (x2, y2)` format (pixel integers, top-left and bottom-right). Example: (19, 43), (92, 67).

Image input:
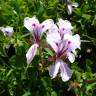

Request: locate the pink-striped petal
(46, 24), (61, 53)
(57, 18), (73, 30)
(40, 19), (54, 34)
(59, 59), (72, 81)
(64, 34), (81, 51)
(24, 16), (39, 32)
(26, 43), (39, 64)
(49, 59), (60, 79)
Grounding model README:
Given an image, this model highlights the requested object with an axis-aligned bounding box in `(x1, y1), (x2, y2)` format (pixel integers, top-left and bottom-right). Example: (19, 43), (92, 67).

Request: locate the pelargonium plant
(24, 16), (81, 81)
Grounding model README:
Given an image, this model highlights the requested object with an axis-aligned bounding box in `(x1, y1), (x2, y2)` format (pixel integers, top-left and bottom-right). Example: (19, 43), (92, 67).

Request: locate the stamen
(5, 31), (9, 34)
(32, 23), (36, 27)
(68, 41), (71, 44)
(62, 28), (64, 31)
(42, 25), (45, 28)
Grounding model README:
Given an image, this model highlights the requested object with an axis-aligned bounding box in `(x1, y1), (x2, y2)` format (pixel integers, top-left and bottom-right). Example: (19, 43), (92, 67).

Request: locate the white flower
(66, 0), (79, 15)
(46, 21), (81, 81)
(0, 26), (14, 37)
(24, 16), (54, 64)
(67, 3), (73, 15)
(24, 16), (54, 43)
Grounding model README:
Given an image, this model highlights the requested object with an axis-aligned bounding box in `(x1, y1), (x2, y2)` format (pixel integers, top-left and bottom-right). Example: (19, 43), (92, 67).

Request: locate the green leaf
(22, 92), (31, 96)
(51, 91), (57, 96)
(82, 14), (91, 20)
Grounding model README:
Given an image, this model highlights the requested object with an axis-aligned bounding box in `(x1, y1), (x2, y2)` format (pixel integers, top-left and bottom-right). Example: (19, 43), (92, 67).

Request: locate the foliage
(0, 0), (96, 96)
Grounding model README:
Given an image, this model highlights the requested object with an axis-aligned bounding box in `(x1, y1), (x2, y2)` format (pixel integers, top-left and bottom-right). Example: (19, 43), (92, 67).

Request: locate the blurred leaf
(22, 92), (31, 96)
(51, 91), (57, 96)
(82, 14), (91, 20)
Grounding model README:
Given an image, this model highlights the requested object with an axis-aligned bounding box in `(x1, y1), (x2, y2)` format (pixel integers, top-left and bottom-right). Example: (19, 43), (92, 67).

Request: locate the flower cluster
(47, 19), (80, 81)
(24, 16), (81, 81)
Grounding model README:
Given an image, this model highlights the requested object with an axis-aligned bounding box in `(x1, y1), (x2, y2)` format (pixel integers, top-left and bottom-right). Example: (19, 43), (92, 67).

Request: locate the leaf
(51, 91), (57, 96)
(22, 92), (31, 96)
(82, 14), (91, 20)
(6, 69), (13, 77)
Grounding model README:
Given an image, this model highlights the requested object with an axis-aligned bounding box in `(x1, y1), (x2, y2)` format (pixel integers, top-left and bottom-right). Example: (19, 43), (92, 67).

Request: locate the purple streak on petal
(40, 19), (54, 34)
(64, 34), (81, 51)
(59, 59), (72, 81)
(26, 43), (39, 64)
(46, 24), (61, 53)
(49, 59), (60, 79)
(24, 16), (39, 32)
(32, 28), (41, 43)
(41, 25), (45, 29)
(57, 40), (70, 57)
(32, 23), (36, 27)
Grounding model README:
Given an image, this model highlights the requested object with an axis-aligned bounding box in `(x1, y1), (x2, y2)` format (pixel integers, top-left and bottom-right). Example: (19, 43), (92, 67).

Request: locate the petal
(59, 60), (72, 81)
(0, 26), (14, 37)
(40, 19), (54, 34)
(49, 59), (60, 79)
(72, 50), (77, 55)
(61, 29), (72, 35)
(47, 24), (61, 43)
(67, 3), (72, 15)
(64, 34), (81, 51)
(46, 40), (58, 53)
(26, 43), (39, 64)
(67, 52), (75, 63)
(46, 24), (61, 53)
(73, 34), (81, 49)
(5, 26), (14, 33)
(57, 18), (73, 30)
(72, 2), (79, 8)
(24, 16), (39, 32)
(0, 27), (5, 33)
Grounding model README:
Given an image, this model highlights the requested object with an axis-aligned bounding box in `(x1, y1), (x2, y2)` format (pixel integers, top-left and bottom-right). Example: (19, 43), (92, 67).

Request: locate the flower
(46, 23), (80, 81)
(24, 16), (54, 64)
(24, 16), (54, 44)
(0, 26), (14, 37)
(66, 0), (79, 15)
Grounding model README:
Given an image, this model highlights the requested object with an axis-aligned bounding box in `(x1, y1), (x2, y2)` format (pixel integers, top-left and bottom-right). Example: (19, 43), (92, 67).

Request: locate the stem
(81, 40), (92, 43)
(21, 33), (31, 38)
